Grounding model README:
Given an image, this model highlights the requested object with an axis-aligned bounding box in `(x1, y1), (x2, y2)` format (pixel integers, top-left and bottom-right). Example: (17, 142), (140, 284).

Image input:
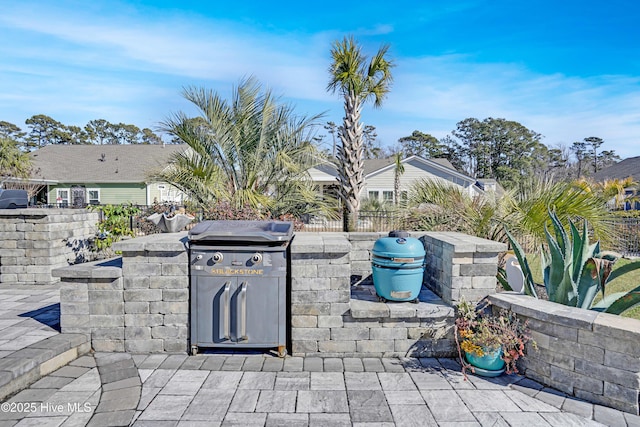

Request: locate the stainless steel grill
(188, 220), (293, 357)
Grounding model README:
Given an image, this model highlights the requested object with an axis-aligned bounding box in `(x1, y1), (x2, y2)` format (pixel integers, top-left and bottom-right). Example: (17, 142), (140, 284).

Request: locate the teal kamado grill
(371, 231), (426, 303)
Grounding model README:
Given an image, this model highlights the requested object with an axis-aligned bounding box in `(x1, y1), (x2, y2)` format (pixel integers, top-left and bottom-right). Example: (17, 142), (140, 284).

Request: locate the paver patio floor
(1, 284), (639, 426)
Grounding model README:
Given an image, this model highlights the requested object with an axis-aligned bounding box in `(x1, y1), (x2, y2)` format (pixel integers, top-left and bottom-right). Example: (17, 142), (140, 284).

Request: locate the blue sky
(1, 0), (639, 158)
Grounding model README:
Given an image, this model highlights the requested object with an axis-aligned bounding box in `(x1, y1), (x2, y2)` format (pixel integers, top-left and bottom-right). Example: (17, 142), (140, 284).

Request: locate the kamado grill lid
(372, 231), (425, 262)
(188, 220), (294, 243)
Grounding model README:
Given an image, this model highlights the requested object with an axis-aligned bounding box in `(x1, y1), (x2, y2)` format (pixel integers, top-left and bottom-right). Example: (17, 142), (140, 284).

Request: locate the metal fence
(299, 211), (407, 233)
(604, 217), (640, 257)
(128, 210), (409, 235)
(27, 202), (640, 256)
(129, 209), (640, 255)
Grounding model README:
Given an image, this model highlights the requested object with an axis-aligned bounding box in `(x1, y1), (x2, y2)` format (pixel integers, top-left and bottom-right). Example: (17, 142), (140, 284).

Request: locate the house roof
(29, 144), (185, 183)
(365, 155), (475, 184)
(591, 156), (640, 183)
(363, 158), (394, 175)
(362, 157), (456, 175)
(312, 156), (466, 181)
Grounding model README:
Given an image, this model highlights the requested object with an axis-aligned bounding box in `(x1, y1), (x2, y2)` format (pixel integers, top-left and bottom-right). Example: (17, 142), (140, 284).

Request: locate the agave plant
(505, 210), (640, 314)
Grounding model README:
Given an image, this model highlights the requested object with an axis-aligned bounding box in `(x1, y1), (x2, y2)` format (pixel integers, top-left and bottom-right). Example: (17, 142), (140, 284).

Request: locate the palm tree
(507, 178), (613, 246)
(155, 78), (328, 217)
(393, 153), (405, 206)
(592, 177), (637, 210)
(408, 179), (505, 241)
(408, 176), (614, 248)
(328, 36), (394, 231)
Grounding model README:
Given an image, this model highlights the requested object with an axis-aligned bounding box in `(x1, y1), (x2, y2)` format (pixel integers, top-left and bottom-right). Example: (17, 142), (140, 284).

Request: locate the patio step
(0, 333), (90, 400)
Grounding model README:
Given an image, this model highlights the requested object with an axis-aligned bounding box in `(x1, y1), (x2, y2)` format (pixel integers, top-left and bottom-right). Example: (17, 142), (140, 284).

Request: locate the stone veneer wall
(290, 233), (456, 357)
(345, 231), (506, 306)
(0, 209), (99, 284)
(422, 232), (506, 305)
(55, 230), (503, 358)
(54, 232), (189, 353)
(489, 293), (640, 415)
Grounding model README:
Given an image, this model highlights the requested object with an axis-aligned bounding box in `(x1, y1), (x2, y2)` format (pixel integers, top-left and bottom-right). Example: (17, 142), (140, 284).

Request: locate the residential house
(309, 155), (483, 204)
(592, 156), (640, 183)
(23, 146), (485, 209)
(27, 144), (186, 206)
(592, 156), (640, 210)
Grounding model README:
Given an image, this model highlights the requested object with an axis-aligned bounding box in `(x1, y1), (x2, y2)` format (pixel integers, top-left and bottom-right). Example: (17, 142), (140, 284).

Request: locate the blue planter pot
(465, 346), (505, 371)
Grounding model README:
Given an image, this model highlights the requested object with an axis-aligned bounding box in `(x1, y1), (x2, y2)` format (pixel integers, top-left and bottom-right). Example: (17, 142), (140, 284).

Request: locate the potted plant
(455, 298), (535, 377)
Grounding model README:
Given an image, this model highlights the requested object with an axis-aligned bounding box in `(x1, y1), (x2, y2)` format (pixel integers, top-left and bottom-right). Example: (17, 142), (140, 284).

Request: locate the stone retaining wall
(488, 293), (640, 415)
(0, 209), (99, 284)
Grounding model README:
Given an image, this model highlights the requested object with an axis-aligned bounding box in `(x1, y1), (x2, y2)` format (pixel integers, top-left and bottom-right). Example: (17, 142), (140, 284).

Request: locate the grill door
(236, 277), (280, 346)
(192, 276), (281, 346)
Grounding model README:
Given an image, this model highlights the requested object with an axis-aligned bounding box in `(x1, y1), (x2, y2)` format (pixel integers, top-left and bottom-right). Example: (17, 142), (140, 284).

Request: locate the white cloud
(1, 2), (639, 159)
(379, 56), (640, 157)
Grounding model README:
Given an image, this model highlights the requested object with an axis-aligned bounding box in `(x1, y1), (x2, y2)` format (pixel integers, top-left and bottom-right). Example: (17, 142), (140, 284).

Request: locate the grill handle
(223, 282), (231, 340)
(239, 282), (248, 341)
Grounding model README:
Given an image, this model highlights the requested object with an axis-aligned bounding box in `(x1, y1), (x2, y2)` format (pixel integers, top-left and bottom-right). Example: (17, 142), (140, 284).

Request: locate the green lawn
(522, 255), (640, 320)
(595, 258), (640, 319)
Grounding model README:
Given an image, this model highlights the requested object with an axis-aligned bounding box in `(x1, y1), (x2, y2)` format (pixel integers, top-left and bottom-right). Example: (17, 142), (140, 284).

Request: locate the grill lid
(188, 220), (294, 243)
(372, 236), (426, 262)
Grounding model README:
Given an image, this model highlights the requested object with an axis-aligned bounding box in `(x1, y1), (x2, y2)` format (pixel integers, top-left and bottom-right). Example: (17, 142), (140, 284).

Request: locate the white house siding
(307, 166), (338, 195)
(363, 160), (476, 201)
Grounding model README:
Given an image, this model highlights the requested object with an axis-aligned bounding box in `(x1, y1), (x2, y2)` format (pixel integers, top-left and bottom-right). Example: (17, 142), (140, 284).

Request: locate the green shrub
(89, 204), (140, 253)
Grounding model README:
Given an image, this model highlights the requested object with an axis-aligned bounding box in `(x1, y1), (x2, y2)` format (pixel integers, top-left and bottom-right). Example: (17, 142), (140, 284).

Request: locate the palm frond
(155, 78), (330, 217)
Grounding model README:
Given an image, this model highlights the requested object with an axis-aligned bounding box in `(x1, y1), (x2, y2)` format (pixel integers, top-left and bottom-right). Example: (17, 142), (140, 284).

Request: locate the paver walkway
(0, 285), (60, 358)
(1, 285), (640, 426)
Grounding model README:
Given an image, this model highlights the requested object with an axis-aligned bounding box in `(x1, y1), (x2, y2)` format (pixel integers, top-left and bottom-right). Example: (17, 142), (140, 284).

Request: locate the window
(400, 191), (408, 207)
(87, 189), (100, 205)
(56, 189), (69, 207)
(382, 191), (394, 204)
(368, 191), (379, 200)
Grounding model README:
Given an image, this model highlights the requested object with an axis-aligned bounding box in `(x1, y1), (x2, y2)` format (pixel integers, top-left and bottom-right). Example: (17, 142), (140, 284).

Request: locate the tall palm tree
(328, 36), (394, 231)
(155, 78), (327, 217)
(393, 153), (405, 206)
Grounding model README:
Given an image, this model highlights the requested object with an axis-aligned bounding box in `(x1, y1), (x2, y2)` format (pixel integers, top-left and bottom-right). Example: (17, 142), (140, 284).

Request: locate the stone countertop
(350, 285), (454, 319)
(421, 231), (507, 252)
(291, 232), (351, 253)
(113, 231), (189, 253)
(52, 257), (123, 279)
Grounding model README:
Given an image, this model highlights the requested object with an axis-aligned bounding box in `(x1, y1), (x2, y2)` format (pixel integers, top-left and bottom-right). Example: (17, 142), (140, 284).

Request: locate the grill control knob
(195, 254), (203, 261)
(212, 252), (223, 263)
(251, 253), (263, 264)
